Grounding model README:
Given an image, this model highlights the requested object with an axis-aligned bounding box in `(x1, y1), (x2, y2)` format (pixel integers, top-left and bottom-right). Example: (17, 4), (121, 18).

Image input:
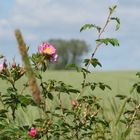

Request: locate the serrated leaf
(80, 24), (101, 33)
(96, 38), (119, 47)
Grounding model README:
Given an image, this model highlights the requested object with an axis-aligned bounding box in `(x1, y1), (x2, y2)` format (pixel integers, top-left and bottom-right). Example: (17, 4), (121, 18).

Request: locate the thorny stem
(76, 10), (112, 99)
(90, 12), (112, 67)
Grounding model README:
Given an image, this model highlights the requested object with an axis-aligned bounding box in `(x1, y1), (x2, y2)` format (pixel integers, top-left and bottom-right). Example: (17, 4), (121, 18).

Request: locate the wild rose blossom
(38, 42), (58, 62)
(39, 42), (56, 55)
(29, 127), (37, 137)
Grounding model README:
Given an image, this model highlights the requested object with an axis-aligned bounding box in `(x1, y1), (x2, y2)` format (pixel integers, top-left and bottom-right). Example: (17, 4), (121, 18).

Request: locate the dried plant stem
(15, 29), (41, 104)
(127, 103), (140, 128)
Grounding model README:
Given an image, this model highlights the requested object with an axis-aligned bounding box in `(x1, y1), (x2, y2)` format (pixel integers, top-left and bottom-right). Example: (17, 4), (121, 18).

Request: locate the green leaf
(105, 84), (112, 90)
(136, 72), (140, 78)
(130, 83), (138, 93)
(80, 24), (101, 33)
(99, 83), (105, 90)
(90, 85), (96, 91)
(48, 92), (53, 100)
(136, 85), (140, 93)
(115, 94), (127, 100)
(84, 59), (90, 67)
(130, 83), (140, 94)
(110, 17), (120, 30)
(68, 89), (80, 94)
(81, 68), (91, 74)
(96, 38), (119, 47)
(90, 58), (102, 68)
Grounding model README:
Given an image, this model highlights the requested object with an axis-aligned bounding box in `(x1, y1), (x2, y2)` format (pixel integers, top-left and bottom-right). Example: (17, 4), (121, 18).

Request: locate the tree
(48, 39), (89, 69)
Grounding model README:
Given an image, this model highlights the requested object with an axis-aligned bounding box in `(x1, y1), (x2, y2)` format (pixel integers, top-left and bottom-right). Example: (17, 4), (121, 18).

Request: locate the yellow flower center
(44, 48), (52, 54)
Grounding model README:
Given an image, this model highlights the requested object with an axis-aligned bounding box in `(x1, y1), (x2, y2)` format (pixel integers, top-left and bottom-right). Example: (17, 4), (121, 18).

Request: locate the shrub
(0, 5), (139, 140)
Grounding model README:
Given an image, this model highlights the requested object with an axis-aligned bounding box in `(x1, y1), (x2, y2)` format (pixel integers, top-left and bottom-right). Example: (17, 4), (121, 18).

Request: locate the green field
(0, 70), (138, 97)
(43, 70), (138, 94)
(0, 70), (139, 103)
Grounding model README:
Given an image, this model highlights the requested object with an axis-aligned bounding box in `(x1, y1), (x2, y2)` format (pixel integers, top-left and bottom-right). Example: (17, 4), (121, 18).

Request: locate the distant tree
(48, 39), (89, 69)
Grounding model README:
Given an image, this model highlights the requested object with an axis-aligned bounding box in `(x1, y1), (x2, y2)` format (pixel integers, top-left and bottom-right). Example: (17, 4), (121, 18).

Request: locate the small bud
(11, 59), (16, 68)
(71, 99), (78, 107)
(0, 58), (7, 72)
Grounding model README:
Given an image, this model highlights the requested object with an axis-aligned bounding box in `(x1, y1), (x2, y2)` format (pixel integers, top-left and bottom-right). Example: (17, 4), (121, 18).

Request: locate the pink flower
(0, 58), (7, 72)
(39, 42), (56, 55)
(29, 127), (37, 137)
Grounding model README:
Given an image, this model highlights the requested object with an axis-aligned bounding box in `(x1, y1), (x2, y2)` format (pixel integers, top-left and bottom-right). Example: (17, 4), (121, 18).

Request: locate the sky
(0, 0), (140, 70)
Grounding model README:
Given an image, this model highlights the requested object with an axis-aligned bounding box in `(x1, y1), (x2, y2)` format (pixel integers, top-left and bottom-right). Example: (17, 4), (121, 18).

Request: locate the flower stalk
(15, 29), (41, 104)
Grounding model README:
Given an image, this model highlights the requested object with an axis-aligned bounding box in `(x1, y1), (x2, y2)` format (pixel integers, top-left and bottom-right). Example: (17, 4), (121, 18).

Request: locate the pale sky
(0, 0), (140, 70)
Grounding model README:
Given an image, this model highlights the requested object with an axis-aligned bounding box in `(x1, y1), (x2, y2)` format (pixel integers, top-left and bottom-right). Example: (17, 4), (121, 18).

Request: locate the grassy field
(0, 70), (139, 102)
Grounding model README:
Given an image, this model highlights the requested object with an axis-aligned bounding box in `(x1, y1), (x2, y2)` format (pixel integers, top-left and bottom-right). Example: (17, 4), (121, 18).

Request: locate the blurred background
(0, 0), (140, 70)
